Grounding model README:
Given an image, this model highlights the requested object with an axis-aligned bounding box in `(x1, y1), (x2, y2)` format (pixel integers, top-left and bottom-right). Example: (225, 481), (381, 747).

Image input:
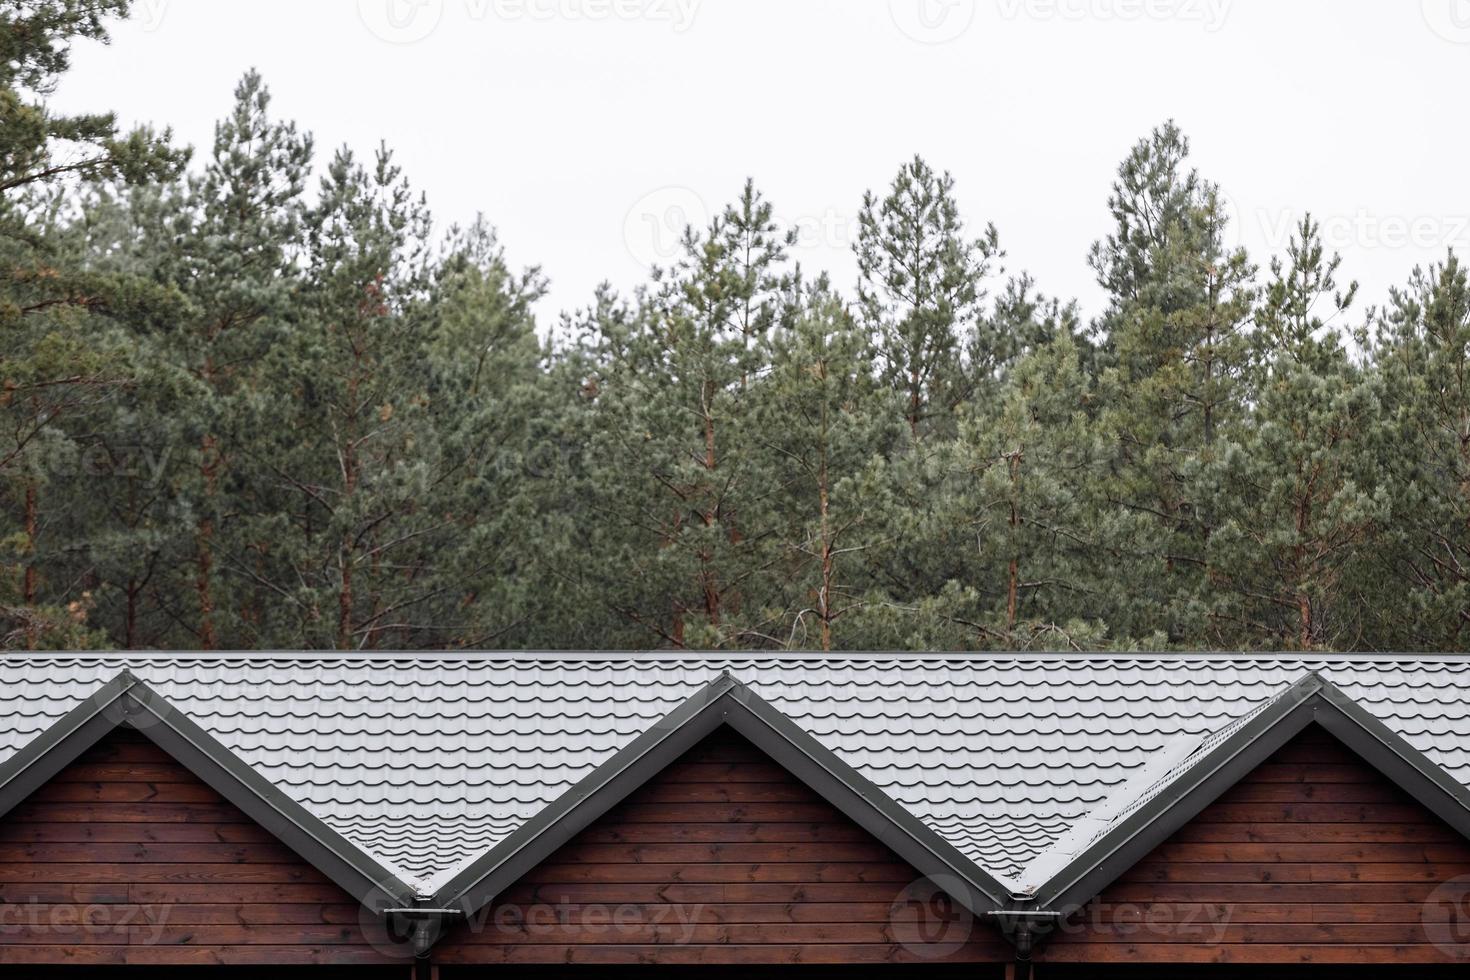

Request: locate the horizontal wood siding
(1039, 726), (1470, 966)
(436, 727), (1010, 967)
(0, 730), (407, 967)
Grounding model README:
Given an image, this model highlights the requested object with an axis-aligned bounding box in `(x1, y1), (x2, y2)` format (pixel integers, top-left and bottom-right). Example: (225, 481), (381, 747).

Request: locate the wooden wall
(0, 730), (408, 968)
(434, 727), (1010, 967)
(1037, 726), (1470, 966)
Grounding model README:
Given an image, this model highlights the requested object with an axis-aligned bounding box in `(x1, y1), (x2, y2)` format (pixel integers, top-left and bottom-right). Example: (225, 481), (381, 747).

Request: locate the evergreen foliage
(2, 4), (1465, 651)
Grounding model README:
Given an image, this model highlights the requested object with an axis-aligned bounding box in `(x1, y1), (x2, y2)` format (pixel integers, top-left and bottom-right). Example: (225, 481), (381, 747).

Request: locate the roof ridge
(6, 650), (1470, 663)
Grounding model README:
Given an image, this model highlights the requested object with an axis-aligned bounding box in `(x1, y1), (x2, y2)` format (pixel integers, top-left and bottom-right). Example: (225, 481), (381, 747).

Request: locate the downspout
(985, 908), (1063, 980)
(381, 903), (464, 977)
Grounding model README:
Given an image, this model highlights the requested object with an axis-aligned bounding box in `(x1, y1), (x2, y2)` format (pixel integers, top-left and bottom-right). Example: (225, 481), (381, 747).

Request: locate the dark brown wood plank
(571, 822), (871, 844)
(1149, 841), (1467, 864)
(624, 782), (823, 804)
(0, 902), (365, 926)
(0, 945), (407, 965)
(50, 763), (200, 783)
(1122, 861), (1470, 884)
(5, 802), (256, 824)
(0, 840), (306, 864)
(497, 881), (920, 905)
(456, 921), (911, 945)
(1170, 822), (1459, 844)
(1038, 943), (1466, 965)
(25, 782), (226, 804)
(1101, 882), (1447, 904)
(1244, 763), (1403, 784)
(548, 841), (898, 865)
(518, 861), (919, 884)
(605, 802), (846, 823)
(1214, 783), (1410, 805)
(0, 821), (274, 844)
(127, 882), (367, 905)
(0, 862), (331, 884)
(435, 941), (1012, 965)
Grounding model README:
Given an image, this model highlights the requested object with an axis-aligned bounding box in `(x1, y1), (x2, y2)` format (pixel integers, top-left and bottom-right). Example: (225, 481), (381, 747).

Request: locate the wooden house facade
(0, 657), (1467, 976)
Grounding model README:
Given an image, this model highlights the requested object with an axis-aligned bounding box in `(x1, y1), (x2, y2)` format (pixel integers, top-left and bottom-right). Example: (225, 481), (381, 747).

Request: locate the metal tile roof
(0, 653), (1466, 893)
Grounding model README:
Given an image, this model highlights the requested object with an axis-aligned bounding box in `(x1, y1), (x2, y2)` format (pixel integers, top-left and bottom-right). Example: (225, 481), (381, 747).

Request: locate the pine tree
(753, 277), (899, 649)
(579, 183), (794, 647)
(263, 145), (440, 648)
(1207, 217), (1383, 649)
(1088, 122), (1255, 644)
(916, 297), (1111, 649)
(1372, 252), (1470, 648)
(854, 156), (1002, 442)
(0, 0), (184, 648)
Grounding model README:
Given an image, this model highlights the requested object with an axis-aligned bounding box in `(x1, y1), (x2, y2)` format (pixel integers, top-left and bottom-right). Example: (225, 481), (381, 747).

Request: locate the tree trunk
(1006, 450), (1022, 632)
(1294, 490), (1312, 649)
(196, 433), (219, 650)
(125, 578), (139, 650)
(701, 381), (720, 628)
(818, 425), (832, 653)
(23, 478), (38, 650)
(908, 368), (921, 440)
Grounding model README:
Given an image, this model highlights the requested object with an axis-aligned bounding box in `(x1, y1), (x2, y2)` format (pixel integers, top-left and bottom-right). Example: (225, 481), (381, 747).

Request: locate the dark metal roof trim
(434, 672), (1013, 920)
(0, 670), (416, 910)
(1029, 671), (1470, 912)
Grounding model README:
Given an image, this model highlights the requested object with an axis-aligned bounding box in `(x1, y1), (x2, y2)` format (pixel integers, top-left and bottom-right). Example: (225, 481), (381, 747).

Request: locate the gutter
(382, 902), (467, 960)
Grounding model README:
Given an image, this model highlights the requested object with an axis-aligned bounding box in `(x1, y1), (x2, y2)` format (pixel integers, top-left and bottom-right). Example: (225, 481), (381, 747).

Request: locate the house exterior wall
(1037, 726), (1470, 966)
(0, 730), (407, 968)
(433, 728), (1011, 967)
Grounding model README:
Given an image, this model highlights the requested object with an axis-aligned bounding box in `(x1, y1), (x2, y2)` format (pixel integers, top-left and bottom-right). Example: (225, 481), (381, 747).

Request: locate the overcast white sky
(53, 0), (1470, 330)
